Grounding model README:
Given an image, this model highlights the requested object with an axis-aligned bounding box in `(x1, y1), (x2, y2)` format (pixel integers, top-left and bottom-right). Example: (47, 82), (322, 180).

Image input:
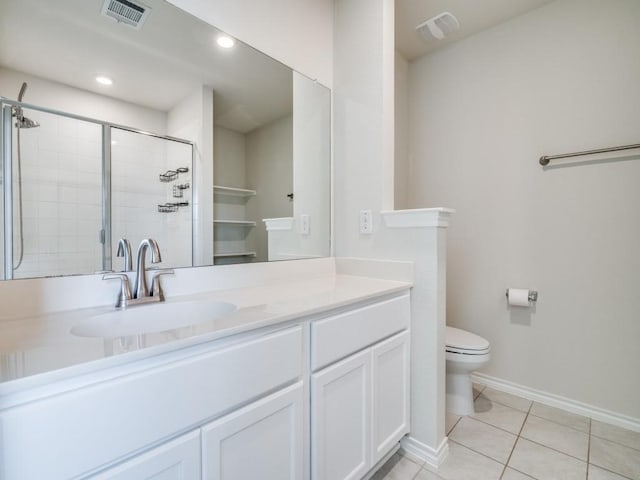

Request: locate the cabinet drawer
(0, 325), (303, 480)
(311, 293), (410, 371)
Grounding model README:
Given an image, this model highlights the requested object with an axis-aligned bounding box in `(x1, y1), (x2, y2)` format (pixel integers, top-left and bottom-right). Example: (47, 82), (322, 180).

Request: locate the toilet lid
(446, 326), (490, 353)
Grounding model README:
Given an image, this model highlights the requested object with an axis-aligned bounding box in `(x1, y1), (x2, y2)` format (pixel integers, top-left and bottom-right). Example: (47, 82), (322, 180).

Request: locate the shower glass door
(1, 100), (194, 280)
(110, 128), (193, 272)
(4, 106), (103, 279)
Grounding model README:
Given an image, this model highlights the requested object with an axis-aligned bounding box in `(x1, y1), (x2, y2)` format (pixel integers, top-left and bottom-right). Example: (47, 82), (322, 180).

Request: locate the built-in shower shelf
(213, 252), (257, 258)
(213, 220), (256, 227)
(213, 185), (257, 197)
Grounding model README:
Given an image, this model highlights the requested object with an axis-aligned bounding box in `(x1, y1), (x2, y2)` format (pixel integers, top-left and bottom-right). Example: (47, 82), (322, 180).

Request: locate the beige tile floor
(372, 384), (640, 480)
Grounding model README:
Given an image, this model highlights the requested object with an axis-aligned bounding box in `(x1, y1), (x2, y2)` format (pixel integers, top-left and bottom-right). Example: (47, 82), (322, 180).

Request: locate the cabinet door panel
(311, 350), (371, 480)
(90, 431), (201, 480)
(202, 382), (304, 480)
(372, 331), (410, 464)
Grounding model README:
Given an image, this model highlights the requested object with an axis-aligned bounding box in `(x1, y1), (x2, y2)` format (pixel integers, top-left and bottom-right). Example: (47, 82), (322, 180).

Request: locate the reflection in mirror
(0, 0), (331, 280)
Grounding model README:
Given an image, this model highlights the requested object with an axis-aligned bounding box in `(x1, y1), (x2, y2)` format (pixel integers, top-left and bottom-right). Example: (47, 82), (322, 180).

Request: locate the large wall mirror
(0, 0), (331, 280)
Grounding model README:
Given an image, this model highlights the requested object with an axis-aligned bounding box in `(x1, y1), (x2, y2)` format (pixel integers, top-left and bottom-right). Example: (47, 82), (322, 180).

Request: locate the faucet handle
(149, 269), (174, 301)
(116, 238), (133, 272)
(103, 273), (133, 309)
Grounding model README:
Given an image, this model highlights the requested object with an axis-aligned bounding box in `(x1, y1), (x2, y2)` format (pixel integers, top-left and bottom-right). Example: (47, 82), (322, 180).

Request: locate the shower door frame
(0, 97), (196, 280)
(1, 105), (12, 280)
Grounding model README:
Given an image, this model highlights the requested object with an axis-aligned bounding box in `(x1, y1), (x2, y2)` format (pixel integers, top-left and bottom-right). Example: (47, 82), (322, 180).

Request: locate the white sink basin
(71, 300), (237, 338)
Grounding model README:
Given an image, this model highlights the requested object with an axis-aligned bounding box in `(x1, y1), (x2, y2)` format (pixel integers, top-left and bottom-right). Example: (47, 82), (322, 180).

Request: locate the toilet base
(446, 371), (476, 416)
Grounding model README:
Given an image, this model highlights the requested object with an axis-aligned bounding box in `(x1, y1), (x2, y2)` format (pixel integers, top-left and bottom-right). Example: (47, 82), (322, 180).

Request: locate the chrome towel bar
(539, 142), (640, 166)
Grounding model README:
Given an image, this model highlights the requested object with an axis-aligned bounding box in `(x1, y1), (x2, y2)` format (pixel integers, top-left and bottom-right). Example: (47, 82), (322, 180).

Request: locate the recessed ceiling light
(216, 35), (235, 49)
(95, 75), (114, 86)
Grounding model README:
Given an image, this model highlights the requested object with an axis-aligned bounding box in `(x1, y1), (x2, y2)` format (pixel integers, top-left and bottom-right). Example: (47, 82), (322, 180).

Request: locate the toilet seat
(446, 326), (490, 355)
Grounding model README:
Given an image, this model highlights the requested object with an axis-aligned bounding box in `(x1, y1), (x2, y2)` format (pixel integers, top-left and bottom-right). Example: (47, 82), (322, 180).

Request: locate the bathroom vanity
(0, 263), (411, 480)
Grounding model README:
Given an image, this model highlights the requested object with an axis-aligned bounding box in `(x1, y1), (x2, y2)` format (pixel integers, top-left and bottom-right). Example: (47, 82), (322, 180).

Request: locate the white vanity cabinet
(310, 294), (411, 480)
(95, 382), (305, 480)
(0, 325), (304, 480)
(202, 382), (304, 480)
(312, 349), (372, 480)
(0, 287), (412, 480)
(90, 431), (202, 480)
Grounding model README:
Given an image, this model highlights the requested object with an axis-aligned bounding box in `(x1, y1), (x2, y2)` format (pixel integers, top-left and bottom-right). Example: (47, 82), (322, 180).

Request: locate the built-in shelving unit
(213, 185), (257, 264)
(213, 252), (257, 259)
(213, 220), (256, 227)
(213, 185), (256, 197)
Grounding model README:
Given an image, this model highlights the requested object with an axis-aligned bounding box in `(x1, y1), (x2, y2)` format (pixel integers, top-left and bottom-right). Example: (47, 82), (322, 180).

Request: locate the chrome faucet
(103, 238), (174, 308)
(116, 238), (132, 272)
(134, 238), (161, 299)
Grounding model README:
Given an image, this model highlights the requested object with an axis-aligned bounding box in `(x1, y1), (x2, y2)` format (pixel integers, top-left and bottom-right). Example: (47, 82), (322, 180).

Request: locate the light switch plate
(300, 214), (310, 235)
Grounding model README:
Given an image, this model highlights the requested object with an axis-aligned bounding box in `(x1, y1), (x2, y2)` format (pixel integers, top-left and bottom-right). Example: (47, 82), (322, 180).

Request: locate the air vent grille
(101, 0), (151, 29)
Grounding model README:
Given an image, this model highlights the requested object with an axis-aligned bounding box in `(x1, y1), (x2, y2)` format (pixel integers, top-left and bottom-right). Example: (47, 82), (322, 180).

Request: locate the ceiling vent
(416, 12), (459, 42)
(101, 0), (151, 29)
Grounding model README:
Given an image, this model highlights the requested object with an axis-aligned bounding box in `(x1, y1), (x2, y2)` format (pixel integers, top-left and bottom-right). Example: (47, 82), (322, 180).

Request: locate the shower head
(18, 82), (28, 102)
(14, 81), (40, 128)
(15, 116), (40, 129)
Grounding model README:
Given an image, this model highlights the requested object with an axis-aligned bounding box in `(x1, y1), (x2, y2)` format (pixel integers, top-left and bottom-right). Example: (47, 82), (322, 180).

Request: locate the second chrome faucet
(104, 238), (174, 308)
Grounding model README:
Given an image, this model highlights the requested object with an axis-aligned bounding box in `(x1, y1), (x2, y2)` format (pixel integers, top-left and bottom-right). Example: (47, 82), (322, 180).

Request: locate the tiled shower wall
(12, 109), (103, 278)
(9, 109), (192, 279)
(111, 128), (192, 272)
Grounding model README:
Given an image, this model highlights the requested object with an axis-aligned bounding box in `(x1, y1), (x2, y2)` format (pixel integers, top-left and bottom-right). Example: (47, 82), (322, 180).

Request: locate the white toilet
(445, 326), (491, 415)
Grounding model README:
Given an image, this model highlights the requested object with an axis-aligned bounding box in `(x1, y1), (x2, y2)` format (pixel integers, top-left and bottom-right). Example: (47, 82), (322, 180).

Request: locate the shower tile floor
(373, 383), (640, 480)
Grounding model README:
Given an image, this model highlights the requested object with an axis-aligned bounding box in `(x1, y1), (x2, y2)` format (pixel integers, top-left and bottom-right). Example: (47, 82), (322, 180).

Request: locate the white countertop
(0, 274), (411, 396)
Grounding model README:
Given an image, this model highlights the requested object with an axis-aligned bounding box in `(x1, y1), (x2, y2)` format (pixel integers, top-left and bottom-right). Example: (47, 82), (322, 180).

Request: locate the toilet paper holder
(505, 289), (538, 302)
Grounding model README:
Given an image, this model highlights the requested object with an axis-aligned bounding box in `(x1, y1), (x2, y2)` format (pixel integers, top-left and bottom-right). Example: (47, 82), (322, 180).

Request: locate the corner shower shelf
(213, 185), (257, 197)
(213, 220), (256, 227)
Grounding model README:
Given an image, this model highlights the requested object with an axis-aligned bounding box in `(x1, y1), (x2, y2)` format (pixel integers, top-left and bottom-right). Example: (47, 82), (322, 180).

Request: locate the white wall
(394, 53), (409, 210)
(0, 68), (167, 134)
(246, 115), (293, 262)
(166, 0), (334, 88)
(213, 126), (246, 188)
(407, 0), (640, 420)
(167, 86), (214, 266)
(292, 72), (332, 258)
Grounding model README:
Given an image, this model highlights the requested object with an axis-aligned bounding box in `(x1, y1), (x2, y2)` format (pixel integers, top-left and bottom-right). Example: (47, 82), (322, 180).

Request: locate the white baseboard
(472, 372), (640, 433)
(400, 435), (449, 468)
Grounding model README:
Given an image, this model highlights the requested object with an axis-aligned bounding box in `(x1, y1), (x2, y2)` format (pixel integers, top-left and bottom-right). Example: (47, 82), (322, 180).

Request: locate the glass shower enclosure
(0, 99), (194, 280)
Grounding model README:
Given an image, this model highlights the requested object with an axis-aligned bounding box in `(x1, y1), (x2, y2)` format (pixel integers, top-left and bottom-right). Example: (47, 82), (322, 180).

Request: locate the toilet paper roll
(507, 288), (530, 307)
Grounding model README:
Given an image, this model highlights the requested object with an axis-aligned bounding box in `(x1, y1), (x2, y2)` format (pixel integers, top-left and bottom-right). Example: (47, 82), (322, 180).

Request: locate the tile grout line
(583, 426), (636, 480)
(589, 432), (640, 453)
(469, 410), (528, 437)
(480, 386), (640, 452)
(480, 385), (604, 437)
(586, 417), (592, 479)
(499, 399), (533, 479)
(447, 386), (639, 480)
(447, 415), (463, 436)
(527, 411), (592, 435)
(518, 435), (591, 464)
(474, 397), (597, 462)
(446, 438), (511, 475)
